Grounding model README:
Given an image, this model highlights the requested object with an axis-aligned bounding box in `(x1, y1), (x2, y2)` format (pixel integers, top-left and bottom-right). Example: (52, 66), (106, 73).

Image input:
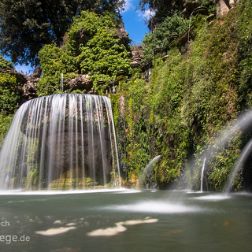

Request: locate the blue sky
(9, 0), (150, 74)
(121, 0), (150, 45)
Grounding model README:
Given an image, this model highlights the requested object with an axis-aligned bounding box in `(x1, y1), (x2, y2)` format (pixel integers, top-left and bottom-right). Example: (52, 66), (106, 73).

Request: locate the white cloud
(120, 0), (133, 13)
(137, 8), (155, 21)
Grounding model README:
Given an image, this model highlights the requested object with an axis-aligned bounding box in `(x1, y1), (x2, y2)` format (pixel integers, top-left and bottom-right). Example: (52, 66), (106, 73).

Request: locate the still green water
(0, 190), (251, 252)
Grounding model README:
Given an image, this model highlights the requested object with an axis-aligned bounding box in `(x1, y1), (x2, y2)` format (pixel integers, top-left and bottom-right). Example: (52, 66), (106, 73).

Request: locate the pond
(0, 189), (251, 252)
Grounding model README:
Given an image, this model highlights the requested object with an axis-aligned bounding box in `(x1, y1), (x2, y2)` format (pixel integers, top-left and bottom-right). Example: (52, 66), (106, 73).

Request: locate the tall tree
(140, 0), (214, 29)
(0, 0), (124, 65)
(140, 0), (184, 29)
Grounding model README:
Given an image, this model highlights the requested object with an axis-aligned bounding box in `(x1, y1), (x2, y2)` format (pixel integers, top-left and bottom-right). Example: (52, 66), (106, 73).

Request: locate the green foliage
(38, 44), (78, 96)
(236, 0), (252, 108)
(140, 0), (215, 28)
(142, 14), (190, 66)
(0, 113), (13, 144)
(0, 55), (12, 70)
(182, 15), (239, 147)
(113, 0), (252, 189)
(0, 72), (22, 148)
(113, 55), (190, 186)
(113, 78), (150, 179)
(0, 72), (21, 113)
(0, 1), (251, 191)
(66, 11), (119, 54)
(0, 0), (124, 65)
(0, 56), (22, 144)
(38, 11), (132, 95)
(207, 137), (241, 191)
(73, 12), (131, 91)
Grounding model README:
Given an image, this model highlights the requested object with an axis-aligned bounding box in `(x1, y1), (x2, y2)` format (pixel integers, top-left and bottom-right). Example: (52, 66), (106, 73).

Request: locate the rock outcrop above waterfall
(68, 74), (92, 92)
(131, 46), (143, 68)
(21, 71), (40, 101)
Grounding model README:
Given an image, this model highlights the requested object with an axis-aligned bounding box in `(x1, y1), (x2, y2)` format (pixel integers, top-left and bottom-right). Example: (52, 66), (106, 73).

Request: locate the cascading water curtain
(0, 94), (121, 190)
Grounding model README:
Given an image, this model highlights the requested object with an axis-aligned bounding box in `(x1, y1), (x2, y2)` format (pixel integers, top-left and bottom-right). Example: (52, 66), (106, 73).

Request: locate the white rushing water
(224, 139), (252, 192)
(139, 155), (162, 187)
(201, 110), (252, 170)
(0, 94), (120, 190)
(105, 201), (203, 214)
(186, 109), (252, 192)
(200, 158), (207, 192)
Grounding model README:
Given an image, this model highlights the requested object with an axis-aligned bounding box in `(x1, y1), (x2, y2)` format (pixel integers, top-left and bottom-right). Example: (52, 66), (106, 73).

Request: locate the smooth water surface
(0, 190), (251, 252)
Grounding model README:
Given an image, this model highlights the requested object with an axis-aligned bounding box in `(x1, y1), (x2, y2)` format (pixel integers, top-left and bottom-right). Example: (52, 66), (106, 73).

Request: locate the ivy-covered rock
(112, 0), (252, 190)
(142, 14), (190, 67)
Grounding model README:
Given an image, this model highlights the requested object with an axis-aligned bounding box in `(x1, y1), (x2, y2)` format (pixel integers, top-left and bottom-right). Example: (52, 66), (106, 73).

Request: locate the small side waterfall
(200, 110), (252, 170)
(0, 94), (121, 190)
(139, 155), (161, 188)
(200, 158), (207, 192)
(224, 139), (252, 192)
(186, 110), (252, 192)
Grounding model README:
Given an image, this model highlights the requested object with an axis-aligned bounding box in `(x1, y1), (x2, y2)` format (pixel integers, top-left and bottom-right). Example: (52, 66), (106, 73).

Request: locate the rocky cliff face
(21, 74), (38, 101)
(131, 46), (143, 68)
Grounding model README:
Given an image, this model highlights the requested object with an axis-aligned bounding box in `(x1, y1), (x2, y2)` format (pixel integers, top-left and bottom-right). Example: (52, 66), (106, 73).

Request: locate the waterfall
(200, 158), (206, 192)
(224, 139), (252, 193)
(188, 110), (252, 192)
(139, 155), (161, 188)
(200, 110), (252, 170)
(0, 94), (121, 190)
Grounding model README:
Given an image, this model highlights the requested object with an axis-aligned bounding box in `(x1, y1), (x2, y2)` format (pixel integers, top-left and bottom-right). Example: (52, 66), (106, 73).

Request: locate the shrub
(142, 14), (190, 66)
(38, 11), (132, 95)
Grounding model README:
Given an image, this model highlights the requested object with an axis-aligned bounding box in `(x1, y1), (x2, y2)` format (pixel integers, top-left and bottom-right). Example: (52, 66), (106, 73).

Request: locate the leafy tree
(142, 14), (190, 66)
(0, 73), (21, 113)
(113, 0), (252, 189)
(73, 12), (131, 91)
(38, 11), (132, 95)
(0, 113), (13, 144)
(0, 55), (23, 144)
(37, 44), (78, 96)
(140, 0), (214, 28)
(0, 0), (124, 65)
(140, 0), (184, 28)
(0, 56), (23, 113)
